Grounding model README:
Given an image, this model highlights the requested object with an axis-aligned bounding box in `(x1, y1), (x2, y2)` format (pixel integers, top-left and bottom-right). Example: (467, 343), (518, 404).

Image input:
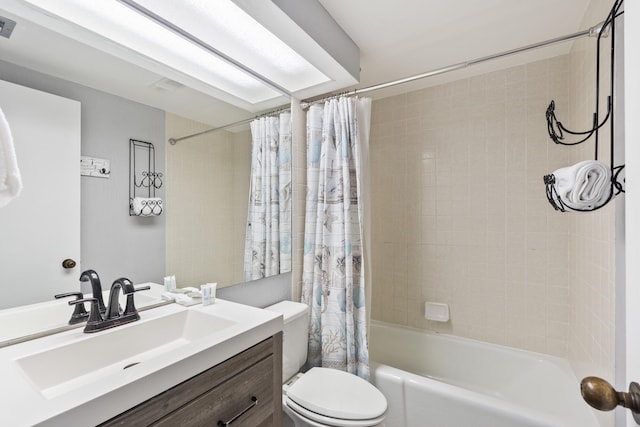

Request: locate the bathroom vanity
(100, 334), (282, 426)
(0, 299), (283, 426)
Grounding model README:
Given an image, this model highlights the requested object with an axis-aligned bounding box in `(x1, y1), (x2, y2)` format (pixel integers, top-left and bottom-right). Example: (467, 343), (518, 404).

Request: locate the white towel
(0, 107), (22, 208)
(131, 197), (163, 216)
(552, 160), (611, 210)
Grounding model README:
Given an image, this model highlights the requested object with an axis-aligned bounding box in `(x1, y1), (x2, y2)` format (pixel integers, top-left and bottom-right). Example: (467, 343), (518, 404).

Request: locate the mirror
(0, 5), (291, 343)
(166, 111), (293, 288)
(165, 115), (257, 288)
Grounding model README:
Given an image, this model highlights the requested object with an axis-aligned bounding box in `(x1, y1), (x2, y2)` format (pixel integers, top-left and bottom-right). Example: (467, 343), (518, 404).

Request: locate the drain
(123, 362), (140, 370)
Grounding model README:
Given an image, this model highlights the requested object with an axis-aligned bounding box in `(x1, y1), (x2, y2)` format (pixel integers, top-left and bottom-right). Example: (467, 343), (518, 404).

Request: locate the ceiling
(0, 0), (593, 129)
(320, 0), (592, 98)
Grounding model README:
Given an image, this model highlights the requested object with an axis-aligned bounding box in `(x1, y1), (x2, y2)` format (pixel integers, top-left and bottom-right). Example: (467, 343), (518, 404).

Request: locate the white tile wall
(369, 52), (609, 359)
(370, 56), (561, 354)
(369, 4), (617, 421)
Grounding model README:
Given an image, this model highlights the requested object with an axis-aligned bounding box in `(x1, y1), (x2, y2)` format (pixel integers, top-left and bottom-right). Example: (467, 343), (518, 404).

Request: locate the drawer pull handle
(217, 396), (258, 426)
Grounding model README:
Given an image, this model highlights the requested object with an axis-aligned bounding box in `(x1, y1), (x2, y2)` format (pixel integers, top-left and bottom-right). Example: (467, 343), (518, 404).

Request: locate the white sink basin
(16, 309), (237, 398)
(0, 299), (283, 427)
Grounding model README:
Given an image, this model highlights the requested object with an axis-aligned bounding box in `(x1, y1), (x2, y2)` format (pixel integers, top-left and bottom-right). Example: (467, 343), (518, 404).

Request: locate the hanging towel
(0, 107), (22, 208)
(131, 197), (163, 216)
(551, 160), (611, 210)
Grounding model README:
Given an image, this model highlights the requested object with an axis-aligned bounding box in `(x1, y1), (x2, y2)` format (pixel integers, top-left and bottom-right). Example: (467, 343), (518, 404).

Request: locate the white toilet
(266, 301), (387, 427)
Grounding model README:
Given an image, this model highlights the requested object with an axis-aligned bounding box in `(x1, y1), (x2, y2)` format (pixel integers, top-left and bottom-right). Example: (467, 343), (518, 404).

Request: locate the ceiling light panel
(16, 0), (284, 104)
(6, 0), (360, 109)
(128, 0), (331, 92)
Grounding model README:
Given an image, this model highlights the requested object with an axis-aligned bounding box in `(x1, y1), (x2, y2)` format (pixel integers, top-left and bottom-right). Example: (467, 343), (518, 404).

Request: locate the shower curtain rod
(169, 20), (607, 144)
(334, 20), (608, 98)
(168, 107), (289, 145)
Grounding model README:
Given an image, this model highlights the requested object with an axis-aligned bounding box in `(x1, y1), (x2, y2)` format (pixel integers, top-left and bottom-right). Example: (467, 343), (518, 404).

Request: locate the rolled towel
(0, 107), (22, 208)
(131, 197), (163, 216)
(551, 160), (611, 210)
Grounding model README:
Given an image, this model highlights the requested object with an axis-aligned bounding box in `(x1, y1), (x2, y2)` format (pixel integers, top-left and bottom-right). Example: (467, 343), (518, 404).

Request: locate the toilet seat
(285, 398), (385, 427)
(285, 367), (387, 427)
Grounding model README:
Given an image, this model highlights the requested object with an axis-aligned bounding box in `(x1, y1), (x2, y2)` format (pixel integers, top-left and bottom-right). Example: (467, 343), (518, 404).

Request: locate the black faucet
(68, 277), (150, 333)
(79, 269), (107, 315)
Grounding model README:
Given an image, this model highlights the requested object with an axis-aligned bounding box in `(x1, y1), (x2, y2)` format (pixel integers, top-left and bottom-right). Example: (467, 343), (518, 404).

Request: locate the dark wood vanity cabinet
(99, 333), (283, 427)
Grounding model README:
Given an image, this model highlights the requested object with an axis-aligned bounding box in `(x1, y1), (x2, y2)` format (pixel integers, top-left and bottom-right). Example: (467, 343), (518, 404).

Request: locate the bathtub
(369, 321), (599, 427)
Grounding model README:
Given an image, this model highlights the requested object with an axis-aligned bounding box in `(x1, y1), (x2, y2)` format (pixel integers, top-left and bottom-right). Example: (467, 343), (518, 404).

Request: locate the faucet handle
(69, 298), (104, 331)
(55, 292), (89, 325)
(123, 285), (151, 317)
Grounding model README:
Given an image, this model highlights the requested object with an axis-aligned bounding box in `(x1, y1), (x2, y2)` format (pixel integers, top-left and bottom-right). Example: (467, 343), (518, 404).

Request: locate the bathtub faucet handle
(580, 376), (640, 424)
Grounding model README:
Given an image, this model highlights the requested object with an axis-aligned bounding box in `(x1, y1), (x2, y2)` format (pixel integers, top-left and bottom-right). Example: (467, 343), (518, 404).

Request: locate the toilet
(266, 301), (387, 427)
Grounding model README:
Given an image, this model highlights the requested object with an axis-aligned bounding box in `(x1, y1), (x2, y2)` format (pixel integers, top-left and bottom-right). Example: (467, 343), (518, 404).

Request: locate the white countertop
(0, 299), (283, 427)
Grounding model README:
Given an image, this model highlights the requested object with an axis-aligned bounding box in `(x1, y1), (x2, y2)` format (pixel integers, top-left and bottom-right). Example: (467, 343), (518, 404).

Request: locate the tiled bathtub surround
(370, 56), (573, 356)
(369, 1), (618, 414)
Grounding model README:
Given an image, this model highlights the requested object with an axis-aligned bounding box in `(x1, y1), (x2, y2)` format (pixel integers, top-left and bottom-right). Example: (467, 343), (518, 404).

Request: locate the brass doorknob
(61, 258), (77, 269)
(581, 376), (640, 424)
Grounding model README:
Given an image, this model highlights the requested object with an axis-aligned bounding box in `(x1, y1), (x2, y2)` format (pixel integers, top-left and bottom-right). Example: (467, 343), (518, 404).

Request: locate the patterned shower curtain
(243, 112), (292, 281)
(301, 96), (371, 379)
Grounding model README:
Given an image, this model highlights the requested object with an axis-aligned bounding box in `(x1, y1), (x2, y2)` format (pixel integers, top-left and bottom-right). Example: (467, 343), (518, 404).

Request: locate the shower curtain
(302, 96), (372, 379)
(243, 112), (292, 281)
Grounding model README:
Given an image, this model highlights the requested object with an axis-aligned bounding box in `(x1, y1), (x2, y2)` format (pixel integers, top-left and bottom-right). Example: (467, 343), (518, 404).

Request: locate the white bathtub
(369, 321), (599, 427)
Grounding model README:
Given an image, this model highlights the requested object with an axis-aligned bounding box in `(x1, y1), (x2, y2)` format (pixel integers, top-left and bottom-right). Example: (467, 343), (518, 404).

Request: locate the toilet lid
(286, 367), (387, 421)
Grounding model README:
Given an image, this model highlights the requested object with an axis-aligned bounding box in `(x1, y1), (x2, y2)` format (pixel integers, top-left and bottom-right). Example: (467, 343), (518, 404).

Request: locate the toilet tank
(265, 301), (309, 382)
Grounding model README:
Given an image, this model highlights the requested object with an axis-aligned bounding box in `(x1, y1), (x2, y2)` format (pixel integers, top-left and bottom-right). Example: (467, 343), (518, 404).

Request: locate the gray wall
(0, 59), (166, 288)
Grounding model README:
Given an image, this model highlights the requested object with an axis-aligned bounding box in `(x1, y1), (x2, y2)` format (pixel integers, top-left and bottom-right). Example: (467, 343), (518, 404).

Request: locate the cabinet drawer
(153, 355), (274, 427)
